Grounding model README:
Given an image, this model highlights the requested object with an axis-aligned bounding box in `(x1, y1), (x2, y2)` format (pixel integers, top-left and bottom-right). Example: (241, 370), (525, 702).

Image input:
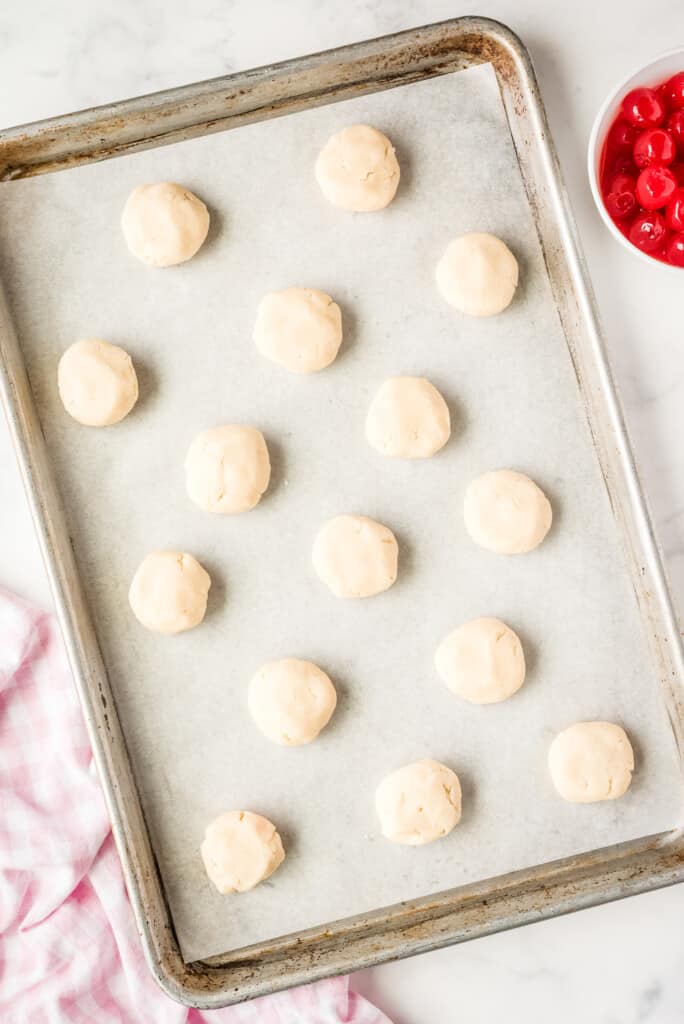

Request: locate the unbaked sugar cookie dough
(436, 233), (518, 317)
(121, 182), (210, 267)
(548, 722), (634, 803)
(201, 811), (285, 893)
(464, 469), (552, 554)
(315, 125), (400, 212)
(376, 759), (462, 845)
(435, 617), (526, 704)
(312, 514), (398, 598)
(253, 288), (343, 373)
(248, 658), (337, 745)
(129, 551), (210, 634)
(185, 425), (271, 514)
(58, 339), (138, 426)
(366, 377), (450, 459)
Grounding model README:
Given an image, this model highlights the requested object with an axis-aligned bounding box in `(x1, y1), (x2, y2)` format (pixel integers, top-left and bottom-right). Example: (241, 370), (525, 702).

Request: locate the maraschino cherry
(629, 211), (667, 253)
(666, 188), (684, 231)
(662, 72), (684, 111)
(633, 128), (676, 168)
(666, 232), (684, 265)
(622, 87), (665, 128)
(636, 165), (678, 209)
(604, 174), (637, 219)
(668, 110), (684, 150)
(608, 119), (638, 152)
(600, 69), (684, 265)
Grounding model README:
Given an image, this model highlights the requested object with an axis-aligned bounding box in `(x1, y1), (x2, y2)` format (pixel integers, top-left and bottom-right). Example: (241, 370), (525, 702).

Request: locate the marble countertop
(2, 1), (684, 1020)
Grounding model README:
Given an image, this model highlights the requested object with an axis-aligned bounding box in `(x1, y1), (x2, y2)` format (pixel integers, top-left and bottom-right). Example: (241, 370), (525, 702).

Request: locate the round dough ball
(548, 722), (634, 803)
(253, 288), (343, 373)
(58, 339), (138, 427)
(248, 658), (337, 745)
(375, 759), (462, 846)
(435, 617), (525, 704)
(185, 425), (271, 514)
(312, 514), (398, 599)
(366, 376), (450, 459)
(121, 182), (210, 267)
(201, 811), (285, 893)
(436, 233), (518, 317)
(129, 551), (210, 634)
(315, 125), (400, 212)
(464, 469), (552, 554)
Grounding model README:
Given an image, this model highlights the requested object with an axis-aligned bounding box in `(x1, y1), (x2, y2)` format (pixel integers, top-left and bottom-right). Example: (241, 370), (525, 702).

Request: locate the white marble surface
(1, 1), (684, 1020)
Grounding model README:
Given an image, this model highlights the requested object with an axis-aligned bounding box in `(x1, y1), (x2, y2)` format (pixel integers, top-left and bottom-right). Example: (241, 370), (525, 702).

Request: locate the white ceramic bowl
(588, 48), (684, 269)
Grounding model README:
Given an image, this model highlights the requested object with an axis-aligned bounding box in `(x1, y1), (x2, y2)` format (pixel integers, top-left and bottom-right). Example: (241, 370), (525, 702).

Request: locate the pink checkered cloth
(0, 587), (392, 1024)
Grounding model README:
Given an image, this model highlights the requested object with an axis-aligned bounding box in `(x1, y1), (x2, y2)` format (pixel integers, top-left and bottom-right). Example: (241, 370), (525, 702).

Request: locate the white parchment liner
(0, 64), (680, 962)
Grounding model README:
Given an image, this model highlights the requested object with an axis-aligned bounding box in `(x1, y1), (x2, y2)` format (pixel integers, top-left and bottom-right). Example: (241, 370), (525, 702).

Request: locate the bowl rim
(587, 46), (684, 271)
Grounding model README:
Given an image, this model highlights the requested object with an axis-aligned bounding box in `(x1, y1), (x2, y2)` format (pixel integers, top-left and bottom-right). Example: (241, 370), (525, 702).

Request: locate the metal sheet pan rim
(1, 16), (683, 1008)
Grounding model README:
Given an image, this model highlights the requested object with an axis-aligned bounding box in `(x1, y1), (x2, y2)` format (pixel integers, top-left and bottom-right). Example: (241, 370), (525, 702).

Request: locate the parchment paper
(0, 64), (681, 963)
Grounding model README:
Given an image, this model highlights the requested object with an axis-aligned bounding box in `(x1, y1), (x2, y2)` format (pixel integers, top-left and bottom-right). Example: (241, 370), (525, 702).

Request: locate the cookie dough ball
(464, 470), (552, 554)
(436, 233), (518, 317)
(312, 514), (398, 599)
(58, 339), (138, 427)
(248, 658), (337, 745)
(435, 617), (525, 704)
(253, 288), (343, 374)
(366, 376), (450, 459)
(121, 182), (210, 267)
(129, 551), (210, 634)
(549, 722), (634, 803)
(376, 759), (462, 846)
(201, 811), (285, 893)
(185, 425), (270, 514)
(315, 125), (400, 212)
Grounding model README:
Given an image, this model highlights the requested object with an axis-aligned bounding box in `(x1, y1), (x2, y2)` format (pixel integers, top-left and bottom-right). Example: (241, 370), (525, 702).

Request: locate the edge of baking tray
(1, 15), (684, 1009)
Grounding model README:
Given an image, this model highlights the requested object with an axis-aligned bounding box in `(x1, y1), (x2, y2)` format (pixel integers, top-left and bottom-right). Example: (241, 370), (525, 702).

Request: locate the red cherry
(670, 161), (684, 185)
(609, 172), (636, 192)
(662, 72), (684, 110)
(605, 152), (637, 178)
(666, 188), (684, 231)
(608, 118), (638, 152)
(668, 110), (684, 150)
(636, 165), (678, 209)
(604, 173), (638, 220)
(633, 128), (676, 167)
(629, 211), (667, 252)
(622, 87), (666, 128)
(605, 192), (637, 221)
(666, 232), (684, 265)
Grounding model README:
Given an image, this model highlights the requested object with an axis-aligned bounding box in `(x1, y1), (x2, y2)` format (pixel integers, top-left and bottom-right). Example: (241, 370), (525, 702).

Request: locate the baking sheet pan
(0, 59), (682, 964)
(1, 18), (683, 1007)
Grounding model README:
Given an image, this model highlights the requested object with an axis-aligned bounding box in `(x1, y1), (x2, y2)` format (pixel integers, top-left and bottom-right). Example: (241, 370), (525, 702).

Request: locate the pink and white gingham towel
(0, 587), (392, 1024)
